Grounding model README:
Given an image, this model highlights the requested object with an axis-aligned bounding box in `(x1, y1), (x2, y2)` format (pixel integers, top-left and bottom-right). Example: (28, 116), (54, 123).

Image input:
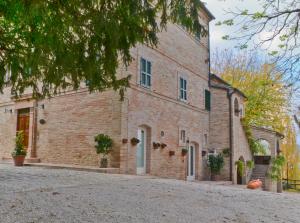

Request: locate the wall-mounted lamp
(4, 108), (13, 114)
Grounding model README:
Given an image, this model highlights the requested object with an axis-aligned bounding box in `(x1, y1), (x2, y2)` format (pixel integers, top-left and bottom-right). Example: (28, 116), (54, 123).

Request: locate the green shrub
(208, 154), (224, 174)
(246, 160), (255, 169)
(94, 134), (113, 157)
(235, 160), (245, 176)
(11, 131), (27, 157)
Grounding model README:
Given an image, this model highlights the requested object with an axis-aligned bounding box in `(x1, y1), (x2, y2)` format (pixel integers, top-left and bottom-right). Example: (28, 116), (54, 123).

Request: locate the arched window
(234, 98), (239, 116)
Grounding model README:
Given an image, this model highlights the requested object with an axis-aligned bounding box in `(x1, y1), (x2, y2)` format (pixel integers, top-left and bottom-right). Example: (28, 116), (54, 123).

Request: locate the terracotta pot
(12, 155), (26, 166)
(211, 174), (221, 181)
(100, 158), (108, 168)
(247, 179), (262, 189)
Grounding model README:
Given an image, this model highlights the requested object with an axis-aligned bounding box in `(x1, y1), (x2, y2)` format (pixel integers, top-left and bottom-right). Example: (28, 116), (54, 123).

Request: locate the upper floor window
(234, 98), (239, 116)
(179, 77), (187, 101)
(180, 130), (186, 143)
(140, 57), (151, 88)
(195, 31), (201, 42)
(204, 133), (208, 147)
(205, 90), (211, 111)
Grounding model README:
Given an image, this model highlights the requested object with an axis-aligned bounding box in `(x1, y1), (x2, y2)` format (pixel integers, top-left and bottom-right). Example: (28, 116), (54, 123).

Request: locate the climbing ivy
(268, 155), (285, 181)
(241, 118), (266, 155)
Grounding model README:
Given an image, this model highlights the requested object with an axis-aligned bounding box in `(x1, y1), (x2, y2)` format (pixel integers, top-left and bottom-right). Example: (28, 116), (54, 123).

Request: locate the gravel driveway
(0, 164), (299, 223)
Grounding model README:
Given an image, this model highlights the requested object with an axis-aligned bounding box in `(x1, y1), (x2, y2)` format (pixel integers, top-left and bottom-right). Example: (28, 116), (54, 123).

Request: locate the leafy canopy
(216, 0), (300, 85)
(0, 0), (208, 99)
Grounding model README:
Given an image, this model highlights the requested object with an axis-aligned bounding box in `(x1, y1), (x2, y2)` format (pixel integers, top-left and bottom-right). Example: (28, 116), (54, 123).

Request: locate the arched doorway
(237, 156), (245, 185)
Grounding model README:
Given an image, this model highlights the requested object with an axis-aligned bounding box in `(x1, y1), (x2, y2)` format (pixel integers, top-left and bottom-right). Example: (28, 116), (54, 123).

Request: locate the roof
(210, 73), (247, 99)
(251, 126), (285, 139)
(199, 2), (215, 21)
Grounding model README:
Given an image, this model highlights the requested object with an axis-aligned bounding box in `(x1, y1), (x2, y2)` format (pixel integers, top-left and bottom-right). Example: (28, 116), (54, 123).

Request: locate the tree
(0, 0), (208, 99)
(216, 0), (300, 86)
(212, 50), (300, 178)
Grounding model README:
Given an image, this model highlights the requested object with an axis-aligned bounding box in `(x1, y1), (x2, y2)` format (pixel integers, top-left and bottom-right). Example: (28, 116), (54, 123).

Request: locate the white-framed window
(240, 104), (244, 117)
(179, 77), (187, 101)
(140, 57), (152, 88)
(180, 130), (186, 143)
(203, 133), (208, 147)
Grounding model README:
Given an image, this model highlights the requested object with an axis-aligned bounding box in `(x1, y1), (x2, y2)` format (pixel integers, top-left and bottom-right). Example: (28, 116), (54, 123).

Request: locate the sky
(204, 0), (300, 145)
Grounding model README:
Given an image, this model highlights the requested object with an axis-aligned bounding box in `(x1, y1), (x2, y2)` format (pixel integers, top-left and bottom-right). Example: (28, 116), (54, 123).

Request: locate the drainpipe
(228, 89), (234, 182)
(208, 19), (211, 86)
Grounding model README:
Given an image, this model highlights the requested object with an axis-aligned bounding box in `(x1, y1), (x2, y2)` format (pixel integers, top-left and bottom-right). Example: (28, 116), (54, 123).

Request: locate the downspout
(228, 89), (234, 181)
(208, 19), (211, 86)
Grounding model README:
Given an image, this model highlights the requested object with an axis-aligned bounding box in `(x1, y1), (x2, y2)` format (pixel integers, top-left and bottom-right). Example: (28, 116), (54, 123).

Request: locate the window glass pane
(146, 75), (151, 87)
(141, 73), (146, 85)
(180, 90), (184, 99)
(147, 61), (151, 74)
(184, 80), (187, 90)
(180, 78), (183, 89)
(141, 58), (146, 72)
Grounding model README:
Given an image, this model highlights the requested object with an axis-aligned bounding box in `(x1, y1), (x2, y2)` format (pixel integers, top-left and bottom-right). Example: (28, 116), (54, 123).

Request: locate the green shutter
(205, 90), (211, 111)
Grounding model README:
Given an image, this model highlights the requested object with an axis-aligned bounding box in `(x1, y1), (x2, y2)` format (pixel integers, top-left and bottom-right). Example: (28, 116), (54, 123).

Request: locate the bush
(11, 131), (27, 157)
(208, 154), (224, 174)
(94, 134), (113, 157)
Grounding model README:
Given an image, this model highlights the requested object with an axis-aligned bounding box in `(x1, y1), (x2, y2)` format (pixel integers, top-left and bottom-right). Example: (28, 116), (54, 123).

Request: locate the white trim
(187, 143), (196, 181)
(136, 127), (147, 175)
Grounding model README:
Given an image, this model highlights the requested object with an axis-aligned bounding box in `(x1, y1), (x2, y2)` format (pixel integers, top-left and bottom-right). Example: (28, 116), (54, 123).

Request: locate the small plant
(222, 148), (230, 157)
(246, 160), (255, 170)
(235, 160), (245, 177)
(130, 137), (140, 146)
(11, 131), (27, 157)
(161, 143), (167, 149)
(181, 148), (188, 156)
(268, 155), (285, 181)
(94, 134), (113, 168)
(153, 142), (160, 149)
(11, 131), (27, 166)
(208, 154), (224, 175)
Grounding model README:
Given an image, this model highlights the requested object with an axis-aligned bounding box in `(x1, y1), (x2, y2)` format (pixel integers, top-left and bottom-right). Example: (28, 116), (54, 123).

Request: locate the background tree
(212, 49), (300, 179)
(0, 0), (207, 99)
(216, 0), (300, 87)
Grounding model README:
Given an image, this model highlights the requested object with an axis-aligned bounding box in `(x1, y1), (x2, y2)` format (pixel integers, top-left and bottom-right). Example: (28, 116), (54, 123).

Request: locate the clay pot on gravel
(13, 155), (26, 166)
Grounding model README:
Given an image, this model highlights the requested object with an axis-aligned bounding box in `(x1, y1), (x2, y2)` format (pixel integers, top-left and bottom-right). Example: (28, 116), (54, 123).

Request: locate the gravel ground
(0, 164), (299, 223)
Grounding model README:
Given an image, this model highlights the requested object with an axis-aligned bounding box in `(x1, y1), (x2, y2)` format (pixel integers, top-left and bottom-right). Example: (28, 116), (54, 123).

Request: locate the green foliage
(222, 148), (230, 157)
(241, 118), (266, 155)
(94, 134), (113, 157)
(246, 160), (255, 170)
(0, 0), (207, 99)
(268, 155), (286, 181)
(235, 160), (245, 177)
(11, 131), (27, 157)
(208, 154), (224, 174)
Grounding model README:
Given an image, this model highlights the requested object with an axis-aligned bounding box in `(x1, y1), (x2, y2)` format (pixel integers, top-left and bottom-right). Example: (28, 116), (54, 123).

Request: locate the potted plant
(130, 137), (140, 146)
(235, 160), (245, 178)
(208, 154), (224, 181)
(94, 134), (113, 168)
(11, 131), (27, 166)
(181, 148), (188, 156)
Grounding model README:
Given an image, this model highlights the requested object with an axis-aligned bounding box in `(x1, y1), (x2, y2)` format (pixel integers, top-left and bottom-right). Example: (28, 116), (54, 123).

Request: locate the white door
(187, 144), (196, 181)
(136, 128), (146, 174)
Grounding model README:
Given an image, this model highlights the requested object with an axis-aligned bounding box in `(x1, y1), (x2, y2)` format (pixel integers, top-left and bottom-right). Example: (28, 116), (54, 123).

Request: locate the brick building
(0, 5), (283, 187)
